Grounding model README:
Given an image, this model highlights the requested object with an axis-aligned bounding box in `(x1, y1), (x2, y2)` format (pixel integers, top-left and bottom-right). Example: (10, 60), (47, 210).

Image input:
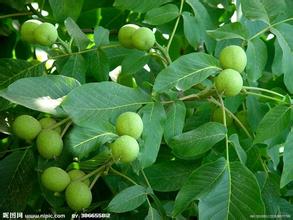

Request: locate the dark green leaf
(182, 11), (201, 49)
(107, 185), (147, 213)
(207, 22), (249, 40)
(86, 49), (109, 82)
(240, 0), (270, 23)
(153, 53), (221, 92)
(121, 50), (150, 76)
(144, 4), (179, 25)
(280, 128), (293, 188)
(170, 122), (226, 159)
(49, 0), (84, 21)
(60, 54), (87, 83)
(114, 0), (171, 13)
(0, 75), (80, 116)
(62, 82), (152, 127)
(145, 206), (161, 220)
(173, 158), (226, 216)
(254, 105), (291, 143)
(0, 59), (45, 89)
(65, 17), (91, 51)
(139, 102), (166, 168)
(164, 101), (186, 144)
(0, 149), (36, 211)
(94, 26), (110, 47)
(229, 134), (247, 165)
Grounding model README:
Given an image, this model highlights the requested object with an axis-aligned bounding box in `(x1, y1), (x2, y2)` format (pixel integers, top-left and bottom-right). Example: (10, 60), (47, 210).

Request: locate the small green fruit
(219, 45), (247, 72)
(20, 19), (42, 43)
(215, 69), (243, 96)
(41, 167), (70, 192)
(12, 115), (41, 141)
(132, 27), (155, 51)
(118, 24), (139, 48)
(39, 117), (61, 134)
(212, 108), (233, 126)
(36, 130), (63, 159)
(111, 135), (139, 163)
(65, 181), (92, 211)
(33, 23), (58, 46)
(68, 170), (90, 186)
(116, 112), (143, 139)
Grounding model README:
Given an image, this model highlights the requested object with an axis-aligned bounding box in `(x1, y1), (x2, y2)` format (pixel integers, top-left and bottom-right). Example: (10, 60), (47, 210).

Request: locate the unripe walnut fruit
(111, 135), (139, 163)
(39, 117), (61, 134)
(41, 167), (70, 192)
(118, 24), (139, 48)
(65, 181), (92, 211)
(12, 115), (41, 141)
(115, 112), (143, 139)
(219, 45), (247, 73)
(20, 19), (42, 43)
(68, 170), (90, 186)
(215, 69), (243, 96)
(132, 27), (156, 51)
(33, 23), (58, 46)
(36, 130), (63, 159)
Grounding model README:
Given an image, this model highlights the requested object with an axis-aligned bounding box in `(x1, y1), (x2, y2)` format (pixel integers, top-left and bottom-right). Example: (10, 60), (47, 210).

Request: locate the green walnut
(39, 117), (61, 134)
(20, 19), (42, 43)
(215, 69), (243, 96)
(212, 108), (233, 126)
(36, 130), (63, 159)
(65, 181), (92, 211)
(41, 167), (70, 192)
(116, 112), (143, 139)
(111, 135), (139, 163)
(68, 170), (90, 186)
(12, 115), (41, 141)
(219, 45), (247, 73)
(118, 24), (139, 48)
(33, 22), (58, 46)
(132, 27), (156, 51)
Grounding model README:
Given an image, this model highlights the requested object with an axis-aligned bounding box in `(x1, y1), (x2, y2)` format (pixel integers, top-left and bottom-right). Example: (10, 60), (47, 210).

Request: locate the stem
(110, 167), (138, 185)
(149, 52), (168, 67)
(166, 0), (185, 52)
(90, 172), (102, 190)
(249, 17), (293, 41)
(218, 94), (230, 162)
(57, 36), (72, 53)
(77, 164), (109, 182)
(0, 12), (32, 19)
(61, 121), (72, 138)
(141, 169), (152, 188)
(243, 86), (285, 98)
(243, 91), (287, 104)
(208, 97), (253, 139)
(155, 42), (172, 64)
(47, 117), (71, 130)
(0, 146), (32, 154)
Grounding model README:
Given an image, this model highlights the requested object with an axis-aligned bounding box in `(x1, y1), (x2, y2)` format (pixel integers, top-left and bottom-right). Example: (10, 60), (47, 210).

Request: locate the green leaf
(62, 82), (152, 127)
(114, 0), (171, 13)
(199, 162), (265, 219)
(65, 17), (91, 51)
(229, 134), (247, 165)
(280, 128), (293, 188)
(164, 101), (186, 144)
(246, 38), (267, 81)
(153, 53), (221, 92)
(79, 150), (112, 171)
(67, 124), (117, 159)
(207, 22), (249, 40)
(121, 50), (150, 76)
(173, 158), (227, 216)
(144, 160), (198, 192)
(144, 4), (179, 25)
(139, 102), (166, 168)
(254, 105), (291, 143)
(0, 75), (80, 116)
(240, 0), (270, 23)
(94, 26), (110, 47)
(271, 24), (293, 93)
(60, 54), (87, 84)
(0, 59), (45, 89)
(107, 185), (148, 213)
(182, 11), (201, 49)
(170, 122), (226, 159)
(145, 206), (161, 220)
(0, 149), (36, 211)
(49, 0), (84, 21)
